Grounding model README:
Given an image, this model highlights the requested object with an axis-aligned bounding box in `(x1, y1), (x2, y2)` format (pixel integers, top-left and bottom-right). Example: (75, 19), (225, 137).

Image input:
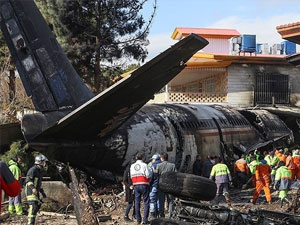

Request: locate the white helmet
(35, 154), (48, 165)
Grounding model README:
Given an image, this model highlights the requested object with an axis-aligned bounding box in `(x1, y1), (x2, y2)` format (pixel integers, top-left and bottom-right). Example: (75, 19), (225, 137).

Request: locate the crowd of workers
(205, 147), (299, 208)
(123, 147), (299, 223)
(0, 154), (48, 225)
(122, 152), (176, 224)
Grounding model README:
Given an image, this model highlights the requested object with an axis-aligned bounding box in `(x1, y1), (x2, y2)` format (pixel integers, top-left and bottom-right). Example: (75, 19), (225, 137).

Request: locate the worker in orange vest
(292, 149), (300, 180)
(285, 152), (297, 181)
(275, 149), (286, 163)
(234, 155), (249, 189)
(252, 157), (272, 204)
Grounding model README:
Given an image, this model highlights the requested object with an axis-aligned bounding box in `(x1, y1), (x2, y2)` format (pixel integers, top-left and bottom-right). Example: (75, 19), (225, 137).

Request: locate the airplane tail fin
(0, 0), (94, 112)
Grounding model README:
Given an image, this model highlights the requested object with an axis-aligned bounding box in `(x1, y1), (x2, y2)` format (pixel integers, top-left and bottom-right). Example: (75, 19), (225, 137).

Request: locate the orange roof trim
(171, 27), (241, 40)
(277, 21), (300, 44)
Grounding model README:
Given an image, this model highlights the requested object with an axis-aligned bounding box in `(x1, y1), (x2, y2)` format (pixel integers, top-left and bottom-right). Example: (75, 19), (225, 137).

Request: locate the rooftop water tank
(241, 34), (256, 53)
(281, 41), (296, 55)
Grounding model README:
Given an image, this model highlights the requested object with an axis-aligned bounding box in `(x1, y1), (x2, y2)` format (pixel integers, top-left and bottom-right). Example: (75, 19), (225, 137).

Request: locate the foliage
(0, 140), (33, 175)
(35, 0), (156, 93)
(0, 140), (64, 181)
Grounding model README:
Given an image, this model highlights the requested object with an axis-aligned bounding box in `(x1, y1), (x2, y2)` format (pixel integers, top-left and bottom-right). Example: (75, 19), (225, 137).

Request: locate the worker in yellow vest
(210, 157), (232, 206)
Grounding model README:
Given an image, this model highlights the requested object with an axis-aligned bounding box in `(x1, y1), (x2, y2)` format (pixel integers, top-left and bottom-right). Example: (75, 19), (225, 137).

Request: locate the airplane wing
(35, 34), (208, 140)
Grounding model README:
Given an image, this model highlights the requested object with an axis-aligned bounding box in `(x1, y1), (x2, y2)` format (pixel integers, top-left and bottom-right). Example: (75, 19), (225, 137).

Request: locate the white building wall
(201, 38), (230, 54)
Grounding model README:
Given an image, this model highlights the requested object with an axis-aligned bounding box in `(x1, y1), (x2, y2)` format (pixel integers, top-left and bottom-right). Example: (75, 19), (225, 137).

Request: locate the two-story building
(150, 27), (300, 107)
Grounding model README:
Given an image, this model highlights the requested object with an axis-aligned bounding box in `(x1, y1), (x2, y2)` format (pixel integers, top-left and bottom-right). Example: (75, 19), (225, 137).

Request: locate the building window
(205, 79), (215, 93)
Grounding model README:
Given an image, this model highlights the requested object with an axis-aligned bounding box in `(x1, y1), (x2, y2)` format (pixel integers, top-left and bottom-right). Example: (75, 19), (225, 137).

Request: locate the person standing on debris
(252, 157), (272, 204)
(0, 161), (21, 215)
(193, 155), (203, 176)
(285, 152), (297, 181)
(292, 149), (300, 180)
(148, 154), (162, 219)
(275, 149), (286, 163)
(274, 161), (292, 208)
(248, 154), (259, 187)
(25, 154), (48, 225)
(234, 155), (249, 189)
(130, 153), (151, 224)
(8, 156), (23, 216)
(156, 152), (177, 218)
(123, 159), (135, 222)
(264, 151), (273, 166)
(209, 157), (232, 206)
(202, 156), (215, 178)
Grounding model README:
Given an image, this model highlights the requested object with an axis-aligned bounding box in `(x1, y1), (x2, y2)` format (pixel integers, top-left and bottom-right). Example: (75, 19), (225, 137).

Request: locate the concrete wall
(227, 63), (300, 107)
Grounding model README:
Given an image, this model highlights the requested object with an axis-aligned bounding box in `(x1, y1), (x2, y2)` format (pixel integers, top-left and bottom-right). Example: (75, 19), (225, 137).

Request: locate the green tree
(35, 0), (157, 93)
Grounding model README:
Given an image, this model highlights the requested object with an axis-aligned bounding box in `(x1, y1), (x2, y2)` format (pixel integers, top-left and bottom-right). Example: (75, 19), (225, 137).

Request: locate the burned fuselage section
(36, 103), (293, 179)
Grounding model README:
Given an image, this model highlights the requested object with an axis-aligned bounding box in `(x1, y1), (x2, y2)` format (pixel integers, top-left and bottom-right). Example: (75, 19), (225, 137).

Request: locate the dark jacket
(156, 161), (176, 176)
(202, 159), (214, 178)
(123, 166), (134, 203)
(193, 159), (202, 176)
(25, 165), (44, 199)
(150, 160), (161, 187)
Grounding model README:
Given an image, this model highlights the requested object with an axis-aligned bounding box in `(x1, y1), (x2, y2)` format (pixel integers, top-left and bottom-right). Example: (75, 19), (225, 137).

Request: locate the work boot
(124, 216), (132, 222)
(283, 197), (290, 205)
(280, 199), (283, 208)
(149, 212), (156, 220)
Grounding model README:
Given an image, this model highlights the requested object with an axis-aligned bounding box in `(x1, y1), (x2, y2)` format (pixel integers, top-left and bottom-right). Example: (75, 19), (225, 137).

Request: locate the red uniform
(0, 161), (21, 213)
(253, 163), (272, 204)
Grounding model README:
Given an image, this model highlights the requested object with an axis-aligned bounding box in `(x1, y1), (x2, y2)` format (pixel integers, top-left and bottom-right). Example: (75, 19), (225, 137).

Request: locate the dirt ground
(1, 187), (299, 224)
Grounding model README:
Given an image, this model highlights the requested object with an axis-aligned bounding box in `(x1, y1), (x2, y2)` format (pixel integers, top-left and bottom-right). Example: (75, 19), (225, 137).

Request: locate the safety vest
(8, 160), (22, 181)
(264, 155), (273, 166)
(249, 160), (260, 175)
(210, 163), (232, 184)
(275, 166), (291, 190)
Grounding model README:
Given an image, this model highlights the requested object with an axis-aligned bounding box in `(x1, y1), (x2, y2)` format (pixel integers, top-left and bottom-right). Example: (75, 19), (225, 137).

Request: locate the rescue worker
(8, 156), (23, 215)
(264, 151), (274, 166)
(292, 149), (300, 180)
(25, 154), (48, 225)
(252, 157), (272, 204)
(210, 157), (232, 206)
(285, 152), (297, 181)
(275, 149), (286, 163)
(274, 161), (292, 208)
(130, 153), (151, 224)
(248, 155), (259, 187)
(0, 161), (21, 214)
(148, 154), (162, 219)
(233, 155), (249, 188)
(156, 152), (177, 218)
(270, 150), (280, 185)
(123, 159), (135, 222)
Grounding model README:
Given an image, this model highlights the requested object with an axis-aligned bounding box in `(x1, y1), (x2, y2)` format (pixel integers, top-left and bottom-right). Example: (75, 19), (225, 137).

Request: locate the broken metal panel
(0, 0), (94, 112)
(254, 72), (289, 104)
(239, 109), (294, 143)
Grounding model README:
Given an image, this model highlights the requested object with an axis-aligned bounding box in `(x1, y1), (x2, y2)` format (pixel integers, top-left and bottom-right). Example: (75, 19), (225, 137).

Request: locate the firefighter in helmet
(25, 154), (48, 225)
